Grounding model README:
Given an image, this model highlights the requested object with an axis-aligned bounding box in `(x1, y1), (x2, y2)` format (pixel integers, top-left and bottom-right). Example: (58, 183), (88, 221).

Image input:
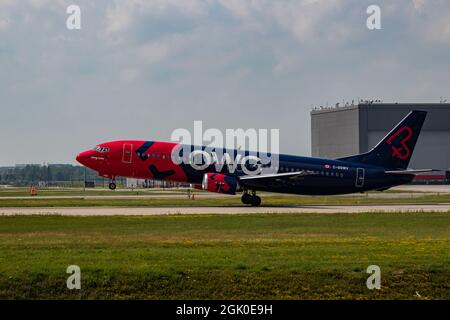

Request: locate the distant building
(311, 102), (450, 171)
(126, 178), (145, 188)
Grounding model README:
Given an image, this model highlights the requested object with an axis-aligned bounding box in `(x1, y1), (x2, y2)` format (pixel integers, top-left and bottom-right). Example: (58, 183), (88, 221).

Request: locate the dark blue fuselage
(178, 148), (414, 195)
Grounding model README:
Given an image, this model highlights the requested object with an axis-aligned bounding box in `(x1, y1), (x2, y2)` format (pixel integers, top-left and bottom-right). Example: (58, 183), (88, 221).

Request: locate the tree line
(0, 164), (101, 186)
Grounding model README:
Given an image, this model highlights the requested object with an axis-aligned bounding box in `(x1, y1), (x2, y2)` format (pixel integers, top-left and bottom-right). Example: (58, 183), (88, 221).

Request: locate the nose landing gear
(241, 190), (261, 207)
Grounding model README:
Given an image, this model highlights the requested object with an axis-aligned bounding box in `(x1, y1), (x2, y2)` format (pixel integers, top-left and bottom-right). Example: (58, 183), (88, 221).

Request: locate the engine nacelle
(202, 173), (239, 195)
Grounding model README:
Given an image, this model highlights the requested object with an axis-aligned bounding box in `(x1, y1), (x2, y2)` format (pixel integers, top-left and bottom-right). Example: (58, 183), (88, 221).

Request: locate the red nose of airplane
(76, 150), (94, 167)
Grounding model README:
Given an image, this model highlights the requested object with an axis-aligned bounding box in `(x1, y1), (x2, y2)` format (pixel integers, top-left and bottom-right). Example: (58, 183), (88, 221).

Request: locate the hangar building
(311, 102), (450, 171)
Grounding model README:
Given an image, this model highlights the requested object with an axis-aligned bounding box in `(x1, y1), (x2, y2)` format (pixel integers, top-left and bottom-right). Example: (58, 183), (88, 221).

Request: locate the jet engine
(202, 173), (240, 195)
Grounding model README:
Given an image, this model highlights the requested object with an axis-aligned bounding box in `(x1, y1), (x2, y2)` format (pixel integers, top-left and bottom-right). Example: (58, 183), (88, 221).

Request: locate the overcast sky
(0, 0), (449, 166)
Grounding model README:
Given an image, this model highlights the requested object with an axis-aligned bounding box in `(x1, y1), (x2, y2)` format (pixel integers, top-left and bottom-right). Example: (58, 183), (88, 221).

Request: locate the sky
(0, 0), (449, 166)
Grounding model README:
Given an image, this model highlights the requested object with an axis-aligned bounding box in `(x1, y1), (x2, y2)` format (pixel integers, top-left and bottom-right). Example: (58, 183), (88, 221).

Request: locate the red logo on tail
(386, 126), (413, 160)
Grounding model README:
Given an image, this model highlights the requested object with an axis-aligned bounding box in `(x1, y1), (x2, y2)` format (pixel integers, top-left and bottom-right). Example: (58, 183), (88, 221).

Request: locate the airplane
(76, 110), (432, 206)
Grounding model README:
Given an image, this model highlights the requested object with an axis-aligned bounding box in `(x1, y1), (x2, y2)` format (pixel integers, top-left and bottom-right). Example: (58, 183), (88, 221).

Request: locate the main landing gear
(108, 180), (116, 190)
(241, 190), (261, 207)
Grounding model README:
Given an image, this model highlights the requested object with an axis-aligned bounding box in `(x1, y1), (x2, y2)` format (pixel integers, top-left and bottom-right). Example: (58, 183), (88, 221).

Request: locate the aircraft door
(355, 168), (365, 187)
(122, 143), (133, 164)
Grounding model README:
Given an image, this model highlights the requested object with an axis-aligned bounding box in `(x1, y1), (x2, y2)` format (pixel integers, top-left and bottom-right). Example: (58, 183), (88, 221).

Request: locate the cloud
(104, 0), (209, 35)
(217, 0), (349, 44)
(137, 40), (173, 64)
(271, 0), (343, 42)
(0, 17), (10, 30)
(30, 0), (51, 8)
(0, 0), (16, 7)
(1, 0), (450, 165)
(426, 17), (450, 43)
(104, 2), (134, 34)
(412, 0), (425, 10)
(218, 0), (267, 18)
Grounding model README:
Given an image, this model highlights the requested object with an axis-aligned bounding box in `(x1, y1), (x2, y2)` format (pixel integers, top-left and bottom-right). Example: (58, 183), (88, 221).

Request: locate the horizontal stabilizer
(385, 169), (437, 175)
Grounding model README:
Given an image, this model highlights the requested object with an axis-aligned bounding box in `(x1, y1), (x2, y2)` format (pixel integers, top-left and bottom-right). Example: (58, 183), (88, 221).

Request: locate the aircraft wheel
(250, 196), (261, 207)
(109, 182), (116, 190)
(241, 193), (252, 205)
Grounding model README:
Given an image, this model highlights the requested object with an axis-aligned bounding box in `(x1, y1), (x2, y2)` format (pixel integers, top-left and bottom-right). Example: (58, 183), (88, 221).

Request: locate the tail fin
(338, 110), (427, 169)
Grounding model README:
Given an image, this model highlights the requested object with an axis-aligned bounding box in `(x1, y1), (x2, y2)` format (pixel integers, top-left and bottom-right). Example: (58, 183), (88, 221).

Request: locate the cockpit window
(94, 146), (110, 153)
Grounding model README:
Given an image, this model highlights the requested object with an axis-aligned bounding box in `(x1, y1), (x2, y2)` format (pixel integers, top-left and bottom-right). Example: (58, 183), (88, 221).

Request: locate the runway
(1, 185), (449, 200)
(1, 203), (450, 216)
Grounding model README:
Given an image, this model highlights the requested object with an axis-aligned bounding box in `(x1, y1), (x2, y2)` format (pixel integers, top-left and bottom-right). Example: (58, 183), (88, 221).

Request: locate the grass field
(0, 212), (448, 299)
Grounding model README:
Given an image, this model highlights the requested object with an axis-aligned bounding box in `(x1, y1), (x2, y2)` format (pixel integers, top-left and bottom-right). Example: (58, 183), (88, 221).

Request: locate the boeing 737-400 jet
(76, 110), (432, 206)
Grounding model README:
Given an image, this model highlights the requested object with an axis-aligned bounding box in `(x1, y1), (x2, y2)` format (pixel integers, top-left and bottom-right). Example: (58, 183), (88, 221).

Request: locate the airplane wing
(385, 169), (436, 175)
(238, 170), (316, 188)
